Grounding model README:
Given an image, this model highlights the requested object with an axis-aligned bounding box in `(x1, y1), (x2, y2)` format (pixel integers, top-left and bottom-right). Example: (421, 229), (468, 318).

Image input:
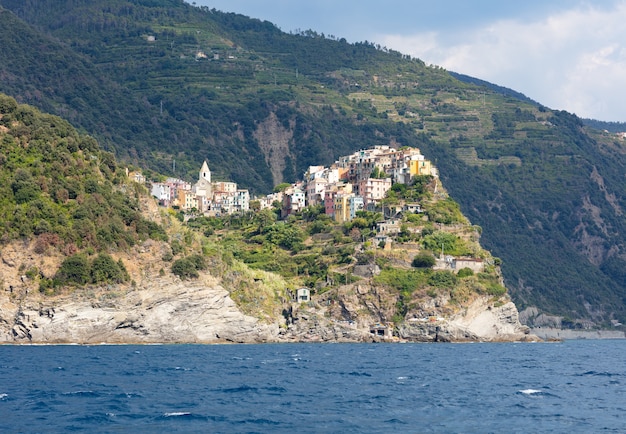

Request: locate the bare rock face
(253, 111), (295, 187)
(0, 263), (538, 344)
(398, 297), (538, 342)
(0, 276), (279, 344)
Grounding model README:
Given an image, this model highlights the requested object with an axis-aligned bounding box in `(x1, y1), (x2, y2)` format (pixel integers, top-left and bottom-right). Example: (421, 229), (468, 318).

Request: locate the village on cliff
(133, 145), (486, 279)
(137, 145), (435, 224)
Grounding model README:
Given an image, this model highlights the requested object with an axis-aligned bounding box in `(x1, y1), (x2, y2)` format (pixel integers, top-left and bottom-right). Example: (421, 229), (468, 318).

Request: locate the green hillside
(0, 94), (167, 287)
(1, 0), (626, 327)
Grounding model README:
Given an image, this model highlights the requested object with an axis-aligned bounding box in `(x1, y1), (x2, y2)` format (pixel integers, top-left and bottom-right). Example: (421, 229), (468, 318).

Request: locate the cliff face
(0, 271), (536, 344)
(397, 298), (533, 342)
(283, 282), (536, 343)
(1, 275), (280, 344)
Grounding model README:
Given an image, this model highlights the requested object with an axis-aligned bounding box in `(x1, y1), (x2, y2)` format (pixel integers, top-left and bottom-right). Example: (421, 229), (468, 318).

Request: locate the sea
(1, 340), (625, 433)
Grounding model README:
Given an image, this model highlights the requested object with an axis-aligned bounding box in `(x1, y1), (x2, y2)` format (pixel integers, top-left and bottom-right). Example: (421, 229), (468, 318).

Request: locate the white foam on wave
(0, 393), (8, 400)
(174, 366), (190, 371)
(164, 412), (191, 417)
(519, 389), (542, 395)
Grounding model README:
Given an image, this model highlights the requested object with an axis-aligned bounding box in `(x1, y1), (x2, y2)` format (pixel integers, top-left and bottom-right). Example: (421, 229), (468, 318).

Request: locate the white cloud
(378, 2), (626, 121)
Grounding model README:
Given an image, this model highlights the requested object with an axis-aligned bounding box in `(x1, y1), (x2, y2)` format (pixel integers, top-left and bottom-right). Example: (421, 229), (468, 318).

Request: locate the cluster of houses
(137, 161), (250, 216)
(138, 145), (436, 221)
(257, 145), (437, 222)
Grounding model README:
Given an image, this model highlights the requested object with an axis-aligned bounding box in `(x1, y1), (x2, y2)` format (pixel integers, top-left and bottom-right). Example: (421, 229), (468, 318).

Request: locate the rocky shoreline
(0, 273), (539, 345)
(531, 327), (625, 341)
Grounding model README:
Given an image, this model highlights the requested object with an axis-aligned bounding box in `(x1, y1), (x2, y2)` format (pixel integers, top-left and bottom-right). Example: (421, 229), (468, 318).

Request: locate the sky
(188, 0), (626, 122)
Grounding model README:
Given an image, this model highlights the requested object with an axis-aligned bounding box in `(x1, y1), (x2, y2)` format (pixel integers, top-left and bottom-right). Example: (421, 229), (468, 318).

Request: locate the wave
(163, 412), (191, 417)
(222, 385), (258, 393)
(519, 389), (542, 395)
(348, 371), (372, 377)
(62, 390), (101, 397)
(579, 370), (621, 377)
(517, 389), (560, 399)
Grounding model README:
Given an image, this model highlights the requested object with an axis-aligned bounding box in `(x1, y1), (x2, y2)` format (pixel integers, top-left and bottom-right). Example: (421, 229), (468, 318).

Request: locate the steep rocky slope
(0, 235), (536, 344)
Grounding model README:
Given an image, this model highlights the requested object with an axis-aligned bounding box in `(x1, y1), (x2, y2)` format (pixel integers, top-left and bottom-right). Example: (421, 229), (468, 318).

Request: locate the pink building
(358, 178), (392, 206)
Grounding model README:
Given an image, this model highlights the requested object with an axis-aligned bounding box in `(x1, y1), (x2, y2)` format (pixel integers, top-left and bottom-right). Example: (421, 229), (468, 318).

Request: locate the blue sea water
(0, 340), (625, 433)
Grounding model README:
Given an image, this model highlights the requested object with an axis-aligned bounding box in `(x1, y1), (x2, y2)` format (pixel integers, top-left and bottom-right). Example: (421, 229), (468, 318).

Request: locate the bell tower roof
(200, 160), (211, 182)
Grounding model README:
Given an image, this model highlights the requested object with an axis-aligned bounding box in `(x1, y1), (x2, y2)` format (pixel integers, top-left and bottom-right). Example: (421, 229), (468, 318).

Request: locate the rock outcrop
(0, 275), (279, 344)
(0, 274), (538, 344)
(398, 297), (536, 342)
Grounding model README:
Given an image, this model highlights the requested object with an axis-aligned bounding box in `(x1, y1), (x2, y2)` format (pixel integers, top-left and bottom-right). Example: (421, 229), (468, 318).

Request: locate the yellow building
(178, 189), (199, 211)
(409, 159), (432, 176)
(334, 194), (351, 224)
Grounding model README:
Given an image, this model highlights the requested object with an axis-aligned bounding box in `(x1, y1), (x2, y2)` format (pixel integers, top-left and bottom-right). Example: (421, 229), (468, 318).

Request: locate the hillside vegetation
(1, 0), (626, 327)
(0, 95), (166, 289)
(0, 95), (509, 333)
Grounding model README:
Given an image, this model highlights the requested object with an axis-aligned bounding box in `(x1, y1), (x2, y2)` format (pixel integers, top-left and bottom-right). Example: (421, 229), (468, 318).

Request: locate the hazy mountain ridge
(1, 0), (626, 327)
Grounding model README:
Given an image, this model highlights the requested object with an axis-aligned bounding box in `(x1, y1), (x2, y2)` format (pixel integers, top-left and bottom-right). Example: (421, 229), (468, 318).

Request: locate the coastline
(1, 261), (540, 344)
(531, 327), (625, 340)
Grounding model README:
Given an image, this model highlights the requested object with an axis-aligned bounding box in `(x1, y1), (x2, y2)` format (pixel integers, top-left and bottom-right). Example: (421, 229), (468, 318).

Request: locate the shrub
(33, 233), (62, 254)
(172, 258), (199, 279)
(309, 219), (330, 235)
(485, 283), (507, 297)
(425, 198), (465, 224)
(374, 268), (430, 295)
(427, 270), (457, 288)
(55, 254), (91, 286)
(356, 251), (375, 265)
(39, 278), (55, 295)
(412, 252), (436, 268)
(422, 231), (472, 256)
(25, 267), (39, 280)
(171, 254), (207, 279)
(187, 254), (207, 271)
(170, 240), (184, 255)
(162, 250), (174, 262)
(91, 254), (129, 284)
(457, 267), (474, 278)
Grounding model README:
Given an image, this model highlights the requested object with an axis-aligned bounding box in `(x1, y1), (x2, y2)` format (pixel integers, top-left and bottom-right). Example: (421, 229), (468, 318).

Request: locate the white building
(234, 189), (250, 213)
(194, 160), (212, 198)
(296, 288), (311, 302)
(151, 183), (171, 205)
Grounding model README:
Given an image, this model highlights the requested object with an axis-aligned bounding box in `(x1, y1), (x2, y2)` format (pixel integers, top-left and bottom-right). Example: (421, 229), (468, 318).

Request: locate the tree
(11, 169), (41, 204)
(254, 208), (277, 232)
(273, 182), (291, 193)
(370, 166), (387, 179)
(249, 200), (261, 212)
(422, 231), (458, 254)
